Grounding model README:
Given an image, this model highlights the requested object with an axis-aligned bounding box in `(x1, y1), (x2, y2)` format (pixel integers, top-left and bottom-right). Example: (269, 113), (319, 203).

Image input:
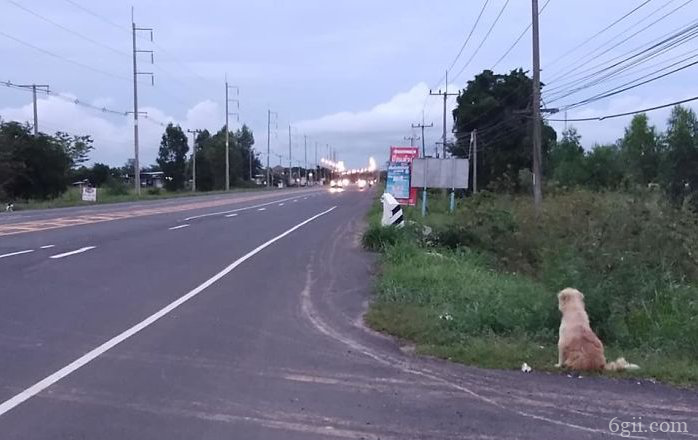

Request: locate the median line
(0, 249), (34, 259)
(168, 224), (190, 230)
(49, 246), (96, 259)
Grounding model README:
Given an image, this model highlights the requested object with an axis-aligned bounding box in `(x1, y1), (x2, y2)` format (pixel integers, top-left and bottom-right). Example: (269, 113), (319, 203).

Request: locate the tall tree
(585, 144), (624, 190)
(548, 128), (588, 187)
(660, 105), (698, 205)
(54, 131), (94, 168)
(156, 123), (189, 191)
(619, 114), (661, 185)
(451, 69), (556, 191)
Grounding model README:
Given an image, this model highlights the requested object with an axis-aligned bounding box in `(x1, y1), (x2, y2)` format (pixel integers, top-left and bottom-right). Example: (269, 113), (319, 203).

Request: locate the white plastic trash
(380, 193), (404, 228)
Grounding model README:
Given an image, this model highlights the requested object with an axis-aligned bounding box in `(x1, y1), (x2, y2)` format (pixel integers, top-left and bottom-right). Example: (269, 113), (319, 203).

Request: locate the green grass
(9, 185), (271, 211)
(363, 190), (698, 386)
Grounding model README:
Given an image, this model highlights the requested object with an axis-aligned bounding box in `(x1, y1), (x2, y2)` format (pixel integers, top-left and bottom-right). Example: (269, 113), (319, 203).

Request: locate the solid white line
(183, 195), (301, 221)
(48, 246), (96, 259)
(0, 206), (337, 418)
(225, 213), (238, 218)
(0, 249), (34, 259)
(168, 224), (190, 230)
(39, 245), (55, 249)
(257, 208), (266, 211)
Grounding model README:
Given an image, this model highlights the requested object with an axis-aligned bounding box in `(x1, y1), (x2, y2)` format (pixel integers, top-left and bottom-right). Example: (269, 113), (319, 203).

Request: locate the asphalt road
(1, 187), (697, 439)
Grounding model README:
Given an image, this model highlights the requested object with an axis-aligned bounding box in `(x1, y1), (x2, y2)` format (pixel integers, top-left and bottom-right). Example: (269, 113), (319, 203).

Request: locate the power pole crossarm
(429, 70), (459, 158)
(411, 122), (433, 157)
(16, 84), (49, 135)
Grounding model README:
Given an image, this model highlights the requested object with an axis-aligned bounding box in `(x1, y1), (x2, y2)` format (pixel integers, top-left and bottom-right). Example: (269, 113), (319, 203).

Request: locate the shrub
(103, 178), (130, 196)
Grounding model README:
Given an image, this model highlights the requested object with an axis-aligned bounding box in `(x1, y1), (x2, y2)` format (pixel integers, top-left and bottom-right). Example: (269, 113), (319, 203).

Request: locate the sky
(1, 0), (696, 169)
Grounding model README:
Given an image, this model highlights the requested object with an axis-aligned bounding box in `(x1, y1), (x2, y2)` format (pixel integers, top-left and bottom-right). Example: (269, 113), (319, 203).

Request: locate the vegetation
(367, 73), (698, 385)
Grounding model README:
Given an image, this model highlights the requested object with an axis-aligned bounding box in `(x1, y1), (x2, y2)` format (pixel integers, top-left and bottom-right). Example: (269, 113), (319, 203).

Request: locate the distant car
(357, 179), (367, 189)
(330, 179), (341, 188)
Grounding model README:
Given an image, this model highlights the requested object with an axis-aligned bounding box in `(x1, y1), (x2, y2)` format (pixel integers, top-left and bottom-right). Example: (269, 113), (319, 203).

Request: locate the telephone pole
(411, 122), (433, 157)
(430, 70), (458, 158)
(288, 124), (293, 185)
(266, 109), (278, 187)
(225, 80), (239, 191)
(470, 129), (478, 194)
(303, 135), (308, 183)
(187, 129), (202, 192)
(16, 84), (49, 135)
(314, 141), (318, 183)
(403, 135), (420, 147)
(531, 0), (543, 211)
(131, 8), (154, 195)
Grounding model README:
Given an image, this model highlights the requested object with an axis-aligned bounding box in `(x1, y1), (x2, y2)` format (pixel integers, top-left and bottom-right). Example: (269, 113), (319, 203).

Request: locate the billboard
(411, 158), (470, 189)
(387, 146), (419, 205)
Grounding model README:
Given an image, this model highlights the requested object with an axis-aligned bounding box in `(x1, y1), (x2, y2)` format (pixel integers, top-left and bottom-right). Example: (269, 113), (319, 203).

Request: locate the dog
(556, 288), (639, 372)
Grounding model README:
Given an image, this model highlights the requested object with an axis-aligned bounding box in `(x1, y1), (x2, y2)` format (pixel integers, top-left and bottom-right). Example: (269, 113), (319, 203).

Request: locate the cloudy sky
(1, 0), (696, 169)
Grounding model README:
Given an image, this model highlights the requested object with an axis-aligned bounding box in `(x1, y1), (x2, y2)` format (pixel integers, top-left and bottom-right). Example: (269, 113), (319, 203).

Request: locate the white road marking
(168, 224), (190, 230)
(39, 245), (55, 249)
(183, 195), (301, 221)
(257, 208), (266, 211)
(304, 197), (308, 200)
(0, 249), (34, 259)
(0, 206), (337, 418)
(293, 199), (299, 202)
(278, 203), (285, 206)
(49, 246), (96, 259)
(225, 213), (238, 218)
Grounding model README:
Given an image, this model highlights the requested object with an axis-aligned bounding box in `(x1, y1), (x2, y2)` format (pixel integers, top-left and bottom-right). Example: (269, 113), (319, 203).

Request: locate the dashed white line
(49, 246), (96, 259)
(0, 206), (337, 418)
(225, 213), (238, 218)
(293, 199), (299, 202)
(0, 249), (34, 259)
(278, 203), (285, 206)
(39, 245), (55, 249)
(183, 195), (301, 221)
(257, 208), (266, 211)
(168, 224), (190, 230)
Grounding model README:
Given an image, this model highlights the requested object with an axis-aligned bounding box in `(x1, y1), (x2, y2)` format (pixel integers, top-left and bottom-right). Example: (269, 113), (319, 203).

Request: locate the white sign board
(411, 158), (469, 189)
(81, 186), (97, 202)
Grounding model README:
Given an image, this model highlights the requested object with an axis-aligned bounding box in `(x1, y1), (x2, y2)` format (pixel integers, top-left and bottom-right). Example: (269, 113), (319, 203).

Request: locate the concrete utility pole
(470, 129), (478, 194)
(131, 8), (154, 195)
(314, 141), (318, 183)
(403, 135), (420, 147)
(225, 79), (239, 191)
(531, 0), (543, 211)
(16, 84), (49, 135)
(303, 135), (308, 183)
(430, 70), (458, 158)
(288, 124), (293, 186)
(266, 109), (278, 187)
(187, 129), (202, 192)
(411, 122), (433, 157)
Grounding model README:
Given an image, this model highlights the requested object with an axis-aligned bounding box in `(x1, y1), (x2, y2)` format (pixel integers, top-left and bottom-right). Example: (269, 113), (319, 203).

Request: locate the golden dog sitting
(556, 288), (639, 372)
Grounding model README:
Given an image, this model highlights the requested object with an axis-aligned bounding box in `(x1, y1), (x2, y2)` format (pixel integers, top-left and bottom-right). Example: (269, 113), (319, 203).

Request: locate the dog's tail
(605, 357), (640, 371)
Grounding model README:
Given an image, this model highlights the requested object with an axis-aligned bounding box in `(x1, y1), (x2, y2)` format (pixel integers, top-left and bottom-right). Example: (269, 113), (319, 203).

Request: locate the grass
(363, 190), (698, 386)
(8, 185), (271, 211)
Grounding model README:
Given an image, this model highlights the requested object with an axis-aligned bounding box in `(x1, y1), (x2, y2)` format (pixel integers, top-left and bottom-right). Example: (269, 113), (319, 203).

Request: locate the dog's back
(562, 321), (606, 371)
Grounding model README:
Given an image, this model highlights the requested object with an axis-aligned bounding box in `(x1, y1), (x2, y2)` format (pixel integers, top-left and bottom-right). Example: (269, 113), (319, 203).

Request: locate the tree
(0, 121), (71, 200)
(451, 69), (557, 191)
(91, 163), (111, 187)
(54, 131), (94, 168)
(660, 105), (698, 205)
(585, 144), (624, 190)
(619, 114), (661, 185)
(548, 128), (588, 187)
(156, 123), (189, 191)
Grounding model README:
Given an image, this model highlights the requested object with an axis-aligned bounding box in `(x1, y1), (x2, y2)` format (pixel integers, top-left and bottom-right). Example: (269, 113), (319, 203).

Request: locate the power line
(0, 30), (130, 81)
(6, 0), (130, 57)
(491, 0), (553, 69)
(545, 95), (698, 121)
(545, 0), (694, 85)
(452, 0), (511, 82)
(447, 0), (490, 73)
(544, 0), (653, 70)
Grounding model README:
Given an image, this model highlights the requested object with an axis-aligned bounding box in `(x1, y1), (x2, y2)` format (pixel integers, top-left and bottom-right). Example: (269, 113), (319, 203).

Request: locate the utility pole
(531, 0), (543, 211)
(470, 129), (478, 194)
(411, 122), (433, 157)
(314, 141), (318, 184)
(303, 135), (308, 184)
(266, 109), (278, 187)
(225, 79), (239, 191)
(430, 70), (458, 158)
(16, 84), (49, 135)
(131, 8), (154, 195)
(288, 124), (293, 186)
(187, 129), (202, 192)
(403, 135), (420, 147)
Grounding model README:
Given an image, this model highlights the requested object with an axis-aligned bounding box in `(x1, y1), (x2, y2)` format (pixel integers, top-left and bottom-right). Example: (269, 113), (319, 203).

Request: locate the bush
(103, 178), (130, 196)
(362, 224), (406, 251)
(147, 187), (162, 196)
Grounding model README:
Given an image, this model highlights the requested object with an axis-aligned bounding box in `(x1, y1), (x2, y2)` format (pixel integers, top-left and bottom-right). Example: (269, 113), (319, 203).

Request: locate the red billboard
(388, 146), (419, 206)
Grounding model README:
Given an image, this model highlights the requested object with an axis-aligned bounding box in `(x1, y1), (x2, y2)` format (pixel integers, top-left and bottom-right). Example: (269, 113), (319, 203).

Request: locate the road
(1, 187), (697, 439)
